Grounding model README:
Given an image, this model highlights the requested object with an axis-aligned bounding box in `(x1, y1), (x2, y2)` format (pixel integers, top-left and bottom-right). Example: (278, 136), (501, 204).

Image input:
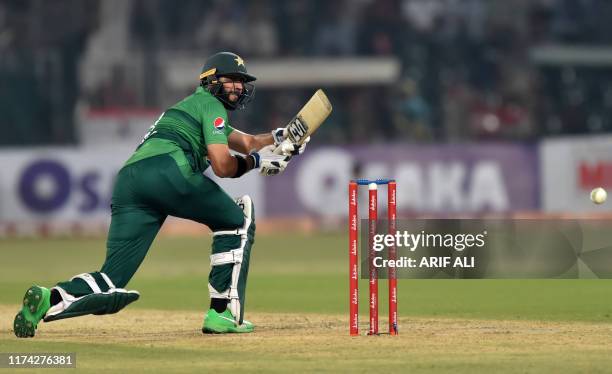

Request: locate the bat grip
(273, 139), (297, 155)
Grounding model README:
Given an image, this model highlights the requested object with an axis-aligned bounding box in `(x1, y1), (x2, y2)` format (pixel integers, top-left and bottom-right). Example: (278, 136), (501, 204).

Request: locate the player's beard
(219, 82), (255, 111)
(205, 78), (255, 110)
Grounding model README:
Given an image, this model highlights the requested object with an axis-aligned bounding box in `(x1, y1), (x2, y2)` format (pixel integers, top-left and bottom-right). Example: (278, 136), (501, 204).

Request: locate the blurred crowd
(2, 0), (612, 145)
(0, 0), (98, 145)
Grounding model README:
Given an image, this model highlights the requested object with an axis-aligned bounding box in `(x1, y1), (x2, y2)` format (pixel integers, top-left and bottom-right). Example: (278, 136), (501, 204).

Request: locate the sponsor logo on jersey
(213, 117), (225, 130)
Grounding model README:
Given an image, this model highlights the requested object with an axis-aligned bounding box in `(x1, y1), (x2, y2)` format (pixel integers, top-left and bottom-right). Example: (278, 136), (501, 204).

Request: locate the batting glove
(278, 136), (310, 156)
(250, 145), (291, 176)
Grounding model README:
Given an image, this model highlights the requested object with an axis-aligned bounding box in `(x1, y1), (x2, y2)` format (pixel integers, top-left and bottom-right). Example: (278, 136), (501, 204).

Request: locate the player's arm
(227, 129), (274, 154)
(229, 128), (310, 156)
(207, 143), (255, 178)
(207, 143), (291, 178)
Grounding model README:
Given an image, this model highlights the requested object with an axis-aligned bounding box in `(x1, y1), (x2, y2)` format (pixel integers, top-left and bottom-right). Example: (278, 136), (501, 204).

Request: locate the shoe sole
(202, 323), (254, 334)
(13, 286), (45, 338)
(202, 326), (228, 334)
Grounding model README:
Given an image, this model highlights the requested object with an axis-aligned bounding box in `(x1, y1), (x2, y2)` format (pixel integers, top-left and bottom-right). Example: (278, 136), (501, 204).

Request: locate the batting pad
(44, 272), (139, 322)
(208, 195), (256, 325)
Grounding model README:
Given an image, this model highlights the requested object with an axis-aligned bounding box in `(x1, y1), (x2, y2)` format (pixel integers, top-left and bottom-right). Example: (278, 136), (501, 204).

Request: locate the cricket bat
(274, 89), (332, 154)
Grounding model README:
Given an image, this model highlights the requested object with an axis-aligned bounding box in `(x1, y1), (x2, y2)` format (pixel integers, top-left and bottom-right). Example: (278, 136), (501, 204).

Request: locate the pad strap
(100, 273), (116, 289)
(212, 227), (248, 237)
(70, 273), (101, 294)
(70, 272), (116, 293)
(210, 249), (244, 265)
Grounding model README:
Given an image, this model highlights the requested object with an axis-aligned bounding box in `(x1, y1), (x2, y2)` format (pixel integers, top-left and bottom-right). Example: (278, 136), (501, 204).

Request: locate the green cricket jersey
(125, 87), (234, 171)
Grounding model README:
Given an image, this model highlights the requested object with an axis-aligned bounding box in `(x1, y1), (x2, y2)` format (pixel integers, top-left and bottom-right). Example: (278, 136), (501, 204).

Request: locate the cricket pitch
(2, 305), (612, 373)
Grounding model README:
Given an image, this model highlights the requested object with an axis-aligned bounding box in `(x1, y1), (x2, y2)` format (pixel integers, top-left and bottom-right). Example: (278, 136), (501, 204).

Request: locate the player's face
(219, 76), (244, 102)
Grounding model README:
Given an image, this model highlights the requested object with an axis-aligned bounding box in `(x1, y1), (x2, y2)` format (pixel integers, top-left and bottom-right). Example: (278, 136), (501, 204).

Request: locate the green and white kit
(14, 87), (256, 337)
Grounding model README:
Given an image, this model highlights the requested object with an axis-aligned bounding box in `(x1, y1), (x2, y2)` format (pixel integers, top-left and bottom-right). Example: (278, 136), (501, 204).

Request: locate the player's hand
(250, 145), (290, 176)
(271, 128), (288, 146)
(279, 136), (310, 156)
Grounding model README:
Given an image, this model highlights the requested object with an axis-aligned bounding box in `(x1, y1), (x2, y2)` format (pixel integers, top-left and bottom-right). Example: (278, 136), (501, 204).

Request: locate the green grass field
(1, 233), (612, 373)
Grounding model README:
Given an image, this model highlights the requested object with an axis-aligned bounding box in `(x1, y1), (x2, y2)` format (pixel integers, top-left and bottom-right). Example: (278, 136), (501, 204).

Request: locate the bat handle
(273, 144), (284, 155)
(273, 139), (296, 155)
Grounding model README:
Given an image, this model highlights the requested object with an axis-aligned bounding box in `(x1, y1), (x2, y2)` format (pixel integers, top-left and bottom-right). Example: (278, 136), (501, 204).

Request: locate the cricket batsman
(13, 51), (307, 337)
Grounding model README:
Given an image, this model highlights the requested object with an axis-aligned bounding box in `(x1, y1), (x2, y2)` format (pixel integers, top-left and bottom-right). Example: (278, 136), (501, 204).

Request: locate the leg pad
(208, 195), (256, 325)
(44, 272), (140, 322)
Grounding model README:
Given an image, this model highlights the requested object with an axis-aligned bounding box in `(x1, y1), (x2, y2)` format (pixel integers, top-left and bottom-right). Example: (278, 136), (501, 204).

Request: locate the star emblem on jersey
(213, 117), (225, 130)
(234, 56), (245, 67)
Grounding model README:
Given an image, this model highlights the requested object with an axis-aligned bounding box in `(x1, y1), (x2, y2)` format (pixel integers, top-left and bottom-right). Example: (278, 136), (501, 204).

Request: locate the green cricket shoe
(202, 309), (254, 334)
(14, 286), (51, 338)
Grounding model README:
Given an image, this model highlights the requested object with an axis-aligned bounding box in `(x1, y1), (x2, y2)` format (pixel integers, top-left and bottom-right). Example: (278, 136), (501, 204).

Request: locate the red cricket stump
(388, 181), (398, 335)
(368, 183), (378, 335)
(348, 178), (398, 336)
(348, 182), (359, 336)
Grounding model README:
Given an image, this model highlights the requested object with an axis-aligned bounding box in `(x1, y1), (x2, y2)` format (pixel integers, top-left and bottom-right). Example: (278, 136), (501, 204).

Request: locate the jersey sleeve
(224, 123), (234, 137)
(200, 101), (231, 145)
